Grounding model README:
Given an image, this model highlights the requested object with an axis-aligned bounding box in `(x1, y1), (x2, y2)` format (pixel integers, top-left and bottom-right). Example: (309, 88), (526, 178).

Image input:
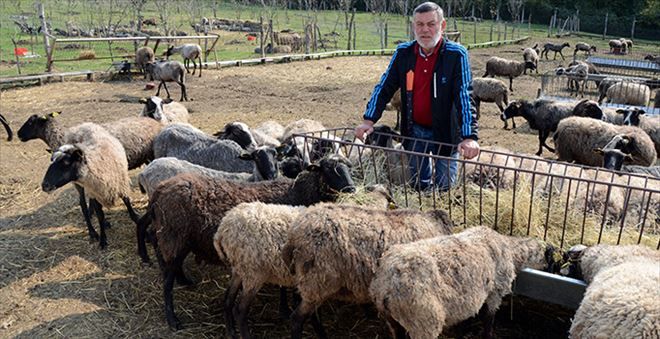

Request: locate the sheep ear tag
(139, 97), (148, 104)
(49, 111), (60, 118)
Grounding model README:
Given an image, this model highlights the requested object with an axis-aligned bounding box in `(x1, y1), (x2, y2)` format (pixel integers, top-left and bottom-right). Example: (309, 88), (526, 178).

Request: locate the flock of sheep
(2, 37), (659, 338)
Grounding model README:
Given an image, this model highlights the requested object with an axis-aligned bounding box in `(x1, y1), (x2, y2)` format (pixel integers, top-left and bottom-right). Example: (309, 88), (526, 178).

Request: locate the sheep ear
(39, 115), (49, 121)
(306, 163), (321, 172)
(593, 148), (604, 155)
(238, 153), (254, 160)
(49, 111), (61, 118)
(624, 154), (634, 161)
(616, 109), (627, 114)
(71, 148), (84, 161)
(45, 148), (53, 154)
(139, 97), (148, 104)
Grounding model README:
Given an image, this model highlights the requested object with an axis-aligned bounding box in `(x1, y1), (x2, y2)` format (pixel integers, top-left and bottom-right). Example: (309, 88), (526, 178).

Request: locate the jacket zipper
(433, 72), (437, 98)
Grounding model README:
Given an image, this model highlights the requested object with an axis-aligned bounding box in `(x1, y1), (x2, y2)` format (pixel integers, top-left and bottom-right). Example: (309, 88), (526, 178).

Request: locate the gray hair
(413, 2), (444, 22)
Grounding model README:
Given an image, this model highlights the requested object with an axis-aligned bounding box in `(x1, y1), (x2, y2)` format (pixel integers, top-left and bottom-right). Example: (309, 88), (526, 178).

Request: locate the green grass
(1, 1), (659, 77)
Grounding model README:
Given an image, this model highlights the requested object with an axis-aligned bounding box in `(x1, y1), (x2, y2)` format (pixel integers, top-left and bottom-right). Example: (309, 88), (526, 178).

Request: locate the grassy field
(2, 1), (659, 77)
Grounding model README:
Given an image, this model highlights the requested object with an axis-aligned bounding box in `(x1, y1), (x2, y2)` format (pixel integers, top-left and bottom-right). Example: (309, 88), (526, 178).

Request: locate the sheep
(655, 89), (660, 109)
(281, 118), (326, 141)
(152, 123), (254, 173)
(501, 99), (604, 156)
(282, 204), (454, 338)
(138, 146), (279, 198)
(554, 116), (657, 167)
(603, 82), (651, 107)
(137, 155), (356, 329)
(463, 146), (520, 190)
(573, 42), (597, 57)
(483, 56), (536, 92)
(620, 38), (633, 52)
(572, 99), (605, 121)
(17, 112), (161, 234)
(134, 46), (155, 79)
(617, 107), (660, 155)
(597, 77), (624, 104)
(522, 46), (539, 74)
(273, 45), (292, 54)
(274, 32), (302, 51)
(470, 77), (510, 126)
(138, 96), (189, 124)
(41, 123), (139, 249)
(214, 121), (281, 150)
(563, 244), (660, 339)
(369, 226), (558, 339)
(165, 43), (203, 77)
(541, 42), (570, 60)
(145, 60), (188, 101)
(254, 120), (285, 141)
(387, 89), (402, 130)
(1, 113), (12, 141)
(364, 125), (410, 185)
(214, 185), (394, 338)
(644, 54), (660, 65)
(596, 134), (660, 177)
(608, 39), (626, 54)
(555, 62), (589, 98)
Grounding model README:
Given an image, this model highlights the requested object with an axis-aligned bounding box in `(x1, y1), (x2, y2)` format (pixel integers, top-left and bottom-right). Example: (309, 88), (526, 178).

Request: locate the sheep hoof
(88, 231), (99, 241)
(99, 239), (108, 250)
(101, 220), (112, 229)
(167, 318), (182, 331)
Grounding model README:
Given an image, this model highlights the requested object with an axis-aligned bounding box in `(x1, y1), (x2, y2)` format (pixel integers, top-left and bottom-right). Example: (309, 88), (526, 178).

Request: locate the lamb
(617, 107), (660, 155)
(620, 38), (633, 52)
(134, 46), (155, 79)
(602, 82), (651, 106)
(138, 146), (279, 198)
(41, 123), (139, 249)
(483, 56), (536, 92)
(254, 120), (285, 141)
(563, 244), (660, 339)
(145, 60), (188, 101)
(214, 185), (394, 338)
(470, 77), (510, 126)
(165, 43), (203, 77)
(540, 42), (570, 60)
(1, 113), (12, 141)
(281, 118), (326, 141)
(369, 226), (557, 339)
(555, 62), (589, 98)
(282, 204), (454, 338)
(501, 99), (603, 156)
(553, 116), (657, 167)
(522, 45), (539, 74)
(573, 42), (597, 57)
(138, 96), (189, 124)
(137, 155), (356, 329)
(152, 123), (254, 173)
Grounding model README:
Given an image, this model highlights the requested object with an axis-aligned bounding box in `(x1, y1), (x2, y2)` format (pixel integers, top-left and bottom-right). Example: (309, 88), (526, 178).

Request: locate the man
(355, 2), (479, 191)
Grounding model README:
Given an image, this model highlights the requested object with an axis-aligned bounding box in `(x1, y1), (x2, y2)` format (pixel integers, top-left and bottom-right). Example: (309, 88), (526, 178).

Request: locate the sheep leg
(75, 184), (98, 241)
(237, 286), (259, 339)
(175, 265), (193, 286)
(90, 199), (108, 249)
(184, 58), (191, 73)
(536, 131), (545, 156)
(224, 275), (242, 338)
(540, 130), (555, 153)
(178, 82), (187, 101)
(386, 316), (407, 339)
(475, 99), (481, 120)
(478, 304), (496, 339)
(156, 81), (163, 96)
(279, 287), (292, 320)
(290, 299), (316, 339)
(161, 81), (171, 99)
(559, 50), (565, 60)
(198, 55), (202, 77)
(136, 210), (152, 263)
(163, 267), (182, 330)
(122, 196), (140, 224)
(509, 77), (514, 92)
(191, 58), (197, 76)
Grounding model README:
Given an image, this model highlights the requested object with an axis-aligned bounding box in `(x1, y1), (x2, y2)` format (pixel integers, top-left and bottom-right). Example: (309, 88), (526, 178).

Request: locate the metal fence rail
(540, 72), (660, 114)
(293, 128), (660, 251)
(587, 56), (660, 78)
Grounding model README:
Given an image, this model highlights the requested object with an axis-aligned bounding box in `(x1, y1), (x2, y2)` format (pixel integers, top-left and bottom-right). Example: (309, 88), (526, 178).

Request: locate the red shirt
(412, 42), (442, 127)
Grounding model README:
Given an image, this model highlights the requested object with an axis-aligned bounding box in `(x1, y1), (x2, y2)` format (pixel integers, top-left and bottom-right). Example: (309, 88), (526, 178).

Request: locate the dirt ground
(0, 43), (585, 338)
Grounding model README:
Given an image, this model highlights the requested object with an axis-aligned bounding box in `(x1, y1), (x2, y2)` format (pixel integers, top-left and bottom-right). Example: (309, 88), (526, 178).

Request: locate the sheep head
(42, 144), (84, 192)
(17, 112), (61, 142)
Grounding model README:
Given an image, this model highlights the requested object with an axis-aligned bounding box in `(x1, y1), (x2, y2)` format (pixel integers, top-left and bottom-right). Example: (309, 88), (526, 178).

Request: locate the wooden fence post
(38, 2), (52, 72)
(352, 8), (356, 50)
(603, 12), (608, 39)
(630, 16), (636, 39)
(11, 38), (21, 75)
(259, 16), (265, 58)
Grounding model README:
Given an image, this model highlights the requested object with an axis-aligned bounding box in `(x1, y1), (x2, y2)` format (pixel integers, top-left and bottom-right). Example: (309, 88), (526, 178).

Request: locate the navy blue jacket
(363, 39), (479, 147)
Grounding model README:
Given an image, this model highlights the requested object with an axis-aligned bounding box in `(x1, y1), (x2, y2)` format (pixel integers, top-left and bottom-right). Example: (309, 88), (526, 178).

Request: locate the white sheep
(139, 96), (189, 124)
(138, 147), (279, 198)
(565, 244), (659, 339)
(604, 82), (651, 106)
(483, 56), (536, 92)
(152, 123), (254, 173)
(553, 116), (657, 167)
(165, 43), (203, 77)
(471, 77), (510, 126)
(135, 46), (155, 79)
(369, 226), (556, 339)
(41, 123), (139, 249)
(214, 185), (393, 338)
(282, 204), (454, 338)
(555, 62), (589, 98)
(145, 60), (188, 101)
(522, 46), (539, 74)
(254, 120), (285, 141)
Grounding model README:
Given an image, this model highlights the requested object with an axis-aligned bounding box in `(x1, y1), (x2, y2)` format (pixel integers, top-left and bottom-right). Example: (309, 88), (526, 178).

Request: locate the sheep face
(164, 45), (175, 57)
(18, 112), (59, 142)
(597, 148), (631, 171)
(140, 96), (171, 121)
(42, 145), (83, 192)
(574, 100), (605, 120)
(239, 146), (280, 180)
(280, 156), (303, 179)
(525, 61), (537, 71)
(309, 155), (355, 194)
(215, 122), (257, 150)
(618, 108), (645, 126)
(366, 125), (400, 147)
(501, 101), (524, 122)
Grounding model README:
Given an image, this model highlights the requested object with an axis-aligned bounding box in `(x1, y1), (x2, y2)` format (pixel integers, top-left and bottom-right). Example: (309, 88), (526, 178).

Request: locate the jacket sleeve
(363, 47), (403, 123)
(451, 45), (479, 140)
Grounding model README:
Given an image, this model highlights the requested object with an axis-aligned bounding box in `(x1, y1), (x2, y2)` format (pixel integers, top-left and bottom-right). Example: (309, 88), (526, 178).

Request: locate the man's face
(414, 11), (445, 50)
